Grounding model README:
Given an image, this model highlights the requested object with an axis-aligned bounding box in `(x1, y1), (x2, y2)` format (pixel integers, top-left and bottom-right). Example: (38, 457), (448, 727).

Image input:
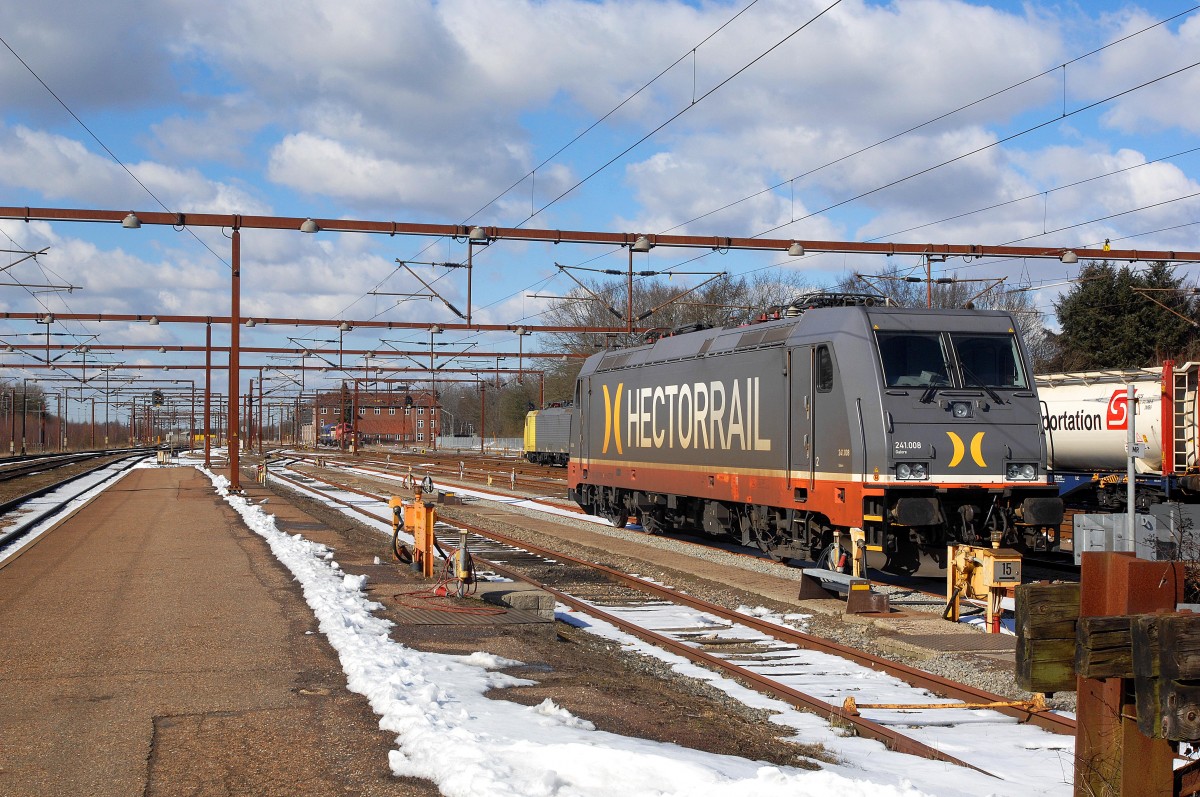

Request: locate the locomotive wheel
(604, 509), (629, 528)
(639, 510), (665, 535)
(602, 501), (629, 528)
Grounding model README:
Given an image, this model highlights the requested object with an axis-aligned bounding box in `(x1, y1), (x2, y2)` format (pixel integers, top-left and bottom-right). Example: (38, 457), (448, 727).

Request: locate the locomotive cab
(857, 310), (1063, 574)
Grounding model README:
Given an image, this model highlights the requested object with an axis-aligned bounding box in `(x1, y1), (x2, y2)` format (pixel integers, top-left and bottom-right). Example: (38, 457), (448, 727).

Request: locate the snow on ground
(219, 464), (1073, 796)
(337, 462), (608, 524)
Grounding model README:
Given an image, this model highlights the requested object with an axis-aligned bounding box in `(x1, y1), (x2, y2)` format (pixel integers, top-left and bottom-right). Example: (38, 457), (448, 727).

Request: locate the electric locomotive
(522, 405), (572, 466)
(566, 293), (1063, 575)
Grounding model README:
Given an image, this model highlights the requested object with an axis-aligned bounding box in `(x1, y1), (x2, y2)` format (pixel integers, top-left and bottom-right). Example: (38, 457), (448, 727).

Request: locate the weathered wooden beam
(1132, 613), (1200, 741)
(1076, 615), (1134, 679)
(1133, 614), (1165, 739)
(1015, 582), (1080, 693)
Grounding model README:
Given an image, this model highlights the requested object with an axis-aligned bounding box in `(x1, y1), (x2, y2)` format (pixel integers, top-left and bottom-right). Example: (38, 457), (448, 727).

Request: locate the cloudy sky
(0, 0), (1198, 393)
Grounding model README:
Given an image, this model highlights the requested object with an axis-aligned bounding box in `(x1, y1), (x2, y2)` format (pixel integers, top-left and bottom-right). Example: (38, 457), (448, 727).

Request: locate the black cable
(660, 5), (1200, 236)
(518, 0), (846, 228)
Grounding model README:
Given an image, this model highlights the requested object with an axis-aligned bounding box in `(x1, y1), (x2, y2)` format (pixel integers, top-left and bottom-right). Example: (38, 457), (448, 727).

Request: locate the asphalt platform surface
(0, 463), (438, 797)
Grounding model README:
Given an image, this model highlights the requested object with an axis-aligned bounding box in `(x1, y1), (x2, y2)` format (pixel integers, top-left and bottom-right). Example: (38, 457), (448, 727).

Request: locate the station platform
(0, 464), (448, 797)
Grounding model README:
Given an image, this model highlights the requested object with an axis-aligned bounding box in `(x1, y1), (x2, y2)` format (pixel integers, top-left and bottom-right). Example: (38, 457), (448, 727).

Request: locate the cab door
(788, 347), (813, 494)
(811, 343), (852, 477)
(576, 376), (590, 466)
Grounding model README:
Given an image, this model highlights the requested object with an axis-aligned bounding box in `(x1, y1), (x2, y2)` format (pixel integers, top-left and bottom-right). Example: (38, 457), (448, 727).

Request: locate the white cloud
(1077, 10), (1200, 136)
(0, 125), (269, 214)
(267, 133), (501, 216)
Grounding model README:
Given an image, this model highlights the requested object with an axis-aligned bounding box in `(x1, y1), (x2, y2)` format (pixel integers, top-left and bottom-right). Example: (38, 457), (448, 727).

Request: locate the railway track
(0, 451), (147, 560)
(265, 459), (1075, 787)
(305, 448), (568, 493)
(287, 452), (1083, 611)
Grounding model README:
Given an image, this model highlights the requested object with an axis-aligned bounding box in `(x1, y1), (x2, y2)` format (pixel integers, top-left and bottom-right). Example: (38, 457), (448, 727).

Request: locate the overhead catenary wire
(482, 6), (1200, 330)
(459, 0), (769, 229)
(326, 0), (778, 343)
(658, 5), (1200, 236)
(595, 56), (1200, 295)
(516, 0), (847, 229)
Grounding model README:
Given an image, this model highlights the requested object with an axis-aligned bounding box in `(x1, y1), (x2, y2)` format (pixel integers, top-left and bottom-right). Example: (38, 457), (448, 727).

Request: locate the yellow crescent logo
(947, 432), (965, 467)
(969, 431), (986, 467)
(946, 431), (986, 467)
(602, 383), (623, 455)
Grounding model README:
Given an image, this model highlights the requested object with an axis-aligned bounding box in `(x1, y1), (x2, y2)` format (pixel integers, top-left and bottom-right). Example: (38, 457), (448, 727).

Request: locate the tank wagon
(1036, 361), (1200, 508)
(566, 293), (1063, 575)
(523, 405), (573, 467)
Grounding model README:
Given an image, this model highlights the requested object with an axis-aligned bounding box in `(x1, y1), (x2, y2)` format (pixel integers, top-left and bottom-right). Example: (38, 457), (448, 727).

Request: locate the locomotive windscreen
(876, 331), (1026, 389)
(950, 334), (1027, 389)
(876, 332), (952, 387)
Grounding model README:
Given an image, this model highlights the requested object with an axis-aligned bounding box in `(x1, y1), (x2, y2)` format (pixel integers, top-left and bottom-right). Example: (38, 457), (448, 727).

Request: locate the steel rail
(0, 452), (117, 483)
(0, 454), (145, 551)
(479, 554), (995, 774)
(317, 453), (570, 495)
(439, 514), (1076, 737)
(306, 456), (579, 513)
(273, 462), (1075, 740)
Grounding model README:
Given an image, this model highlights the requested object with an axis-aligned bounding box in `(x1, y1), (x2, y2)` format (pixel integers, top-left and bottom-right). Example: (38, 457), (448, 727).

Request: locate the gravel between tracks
(432, 491), (1079, 715)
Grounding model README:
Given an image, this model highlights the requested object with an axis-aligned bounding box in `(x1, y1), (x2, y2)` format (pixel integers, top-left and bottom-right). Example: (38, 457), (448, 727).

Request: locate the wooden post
(1074, 552), (1183, 797)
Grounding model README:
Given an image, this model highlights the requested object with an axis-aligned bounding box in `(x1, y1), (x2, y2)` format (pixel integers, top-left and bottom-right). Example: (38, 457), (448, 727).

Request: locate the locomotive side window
(816, 345), (833, 392)
(876, 333), (951, 387)
(950, 334), (1027, 388)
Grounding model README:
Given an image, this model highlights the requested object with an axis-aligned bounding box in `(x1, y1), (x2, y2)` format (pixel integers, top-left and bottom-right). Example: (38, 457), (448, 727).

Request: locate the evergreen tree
(1052, 261), (1197, 370)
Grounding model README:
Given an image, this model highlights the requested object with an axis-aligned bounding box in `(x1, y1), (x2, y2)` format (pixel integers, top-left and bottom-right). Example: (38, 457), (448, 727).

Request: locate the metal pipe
(204, 322), (212, 468)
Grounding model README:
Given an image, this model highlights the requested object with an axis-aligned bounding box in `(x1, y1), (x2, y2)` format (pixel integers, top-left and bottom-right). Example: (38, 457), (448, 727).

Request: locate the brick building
(312, 386), (438, 445)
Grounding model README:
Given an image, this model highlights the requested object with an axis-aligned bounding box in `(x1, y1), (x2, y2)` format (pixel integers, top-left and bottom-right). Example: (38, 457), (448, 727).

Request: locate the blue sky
(0, 0), (1198, 401)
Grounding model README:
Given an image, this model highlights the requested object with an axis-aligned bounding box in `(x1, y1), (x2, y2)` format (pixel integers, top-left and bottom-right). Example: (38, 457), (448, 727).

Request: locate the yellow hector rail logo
(946, 431), (986, 468)
(602, 382), (623, 455)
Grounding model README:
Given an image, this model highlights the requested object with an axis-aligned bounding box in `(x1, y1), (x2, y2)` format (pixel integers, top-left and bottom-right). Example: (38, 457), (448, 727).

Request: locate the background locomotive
(562, 293), (1063, 576)
(522, 405), (572, 466)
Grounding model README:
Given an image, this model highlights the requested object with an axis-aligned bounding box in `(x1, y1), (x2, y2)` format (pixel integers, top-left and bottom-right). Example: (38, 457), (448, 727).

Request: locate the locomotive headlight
(896, 462), (929, 480)
(950, 401), (972, 419)
(1006, 462), (1038, 481)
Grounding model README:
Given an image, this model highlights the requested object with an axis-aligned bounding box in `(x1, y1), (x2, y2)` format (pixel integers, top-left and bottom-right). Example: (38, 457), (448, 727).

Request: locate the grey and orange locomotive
(564, 293), (1063, 575)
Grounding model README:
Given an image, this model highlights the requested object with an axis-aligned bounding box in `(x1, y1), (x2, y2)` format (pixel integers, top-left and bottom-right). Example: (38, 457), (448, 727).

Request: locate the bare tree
(542, 270), (813, 355)
(838, 265), (1046, 352)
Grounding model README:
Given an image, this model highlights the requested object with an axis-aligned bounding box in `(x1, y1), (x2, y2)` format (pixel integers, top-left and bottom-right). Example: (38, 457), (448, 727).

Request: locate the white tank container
(1037, 373), (1165, 473)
